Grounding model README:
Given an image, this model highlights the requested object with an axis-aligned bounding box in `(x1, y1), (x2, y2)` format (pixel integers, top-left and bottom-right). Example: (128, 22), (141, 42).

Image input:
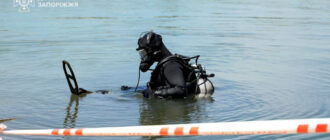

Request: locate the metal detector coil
(62, 60), (79, 95)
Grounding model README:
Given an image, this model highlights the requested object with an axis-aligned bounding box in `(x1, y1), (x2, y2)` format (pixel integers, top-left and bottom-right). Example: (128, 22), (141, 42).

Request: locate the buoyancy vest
(148, 54), (197, 95)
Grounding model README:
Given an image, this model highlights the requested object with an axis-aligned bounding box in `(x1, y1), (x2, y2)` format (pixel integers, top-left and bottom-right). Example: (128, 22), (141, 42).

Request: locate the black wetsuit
(146, 56), (197, 98)
(136, 31), (198, 98)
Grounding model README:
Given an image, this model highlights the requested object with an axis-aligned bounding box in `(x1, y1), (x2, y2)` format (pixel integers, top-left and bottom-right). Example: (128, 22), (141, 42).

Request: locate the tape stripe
(297, 124), (308, 133)
(51, 129), (59, 135)
(174, 127), (184, 135)
(189, 127), (199, 135)
(75, 129), (83, 136)
(63, 129), (71, 136)
(316, 124), (327, 133)
(160, 127), (169, 136)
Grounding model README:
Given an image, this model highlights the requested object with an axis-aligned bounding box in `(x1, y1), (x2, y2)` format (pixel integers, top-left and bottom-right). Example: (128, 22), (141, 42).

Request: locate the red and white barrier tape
(0, 118), (330, 136)
(0, 124), (6, 132)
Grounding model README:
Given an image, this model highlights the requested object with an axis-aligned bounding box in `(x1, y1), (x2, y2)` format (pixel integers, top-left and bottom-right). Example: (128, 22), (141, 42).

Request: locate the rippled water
(1, 0), (330, 139)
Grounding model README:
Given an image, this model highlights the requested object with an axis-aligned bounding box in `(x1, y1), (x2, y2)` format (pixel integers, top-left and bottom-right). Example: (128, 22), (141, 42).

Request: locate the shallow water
(1, 0), (330, 139)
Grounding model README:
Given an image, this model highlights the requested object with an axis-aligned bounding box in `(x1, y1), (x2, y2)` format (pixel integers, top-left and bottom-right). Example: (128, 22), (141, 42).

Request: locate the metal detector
(62, 60), (80, 95)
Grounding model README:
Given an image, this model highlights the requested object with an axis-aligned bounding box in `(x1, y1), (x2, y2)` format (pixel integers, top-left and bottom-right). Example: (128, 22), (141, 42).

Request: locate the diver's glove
(121, 85), (130, 90)
(142, 86), (153, 98)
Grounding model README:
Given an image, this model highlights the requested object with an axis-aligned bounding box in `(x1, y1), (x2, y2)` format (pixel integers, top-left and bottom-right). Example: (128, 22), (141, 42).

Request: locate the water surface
(0, 0), (330, 139)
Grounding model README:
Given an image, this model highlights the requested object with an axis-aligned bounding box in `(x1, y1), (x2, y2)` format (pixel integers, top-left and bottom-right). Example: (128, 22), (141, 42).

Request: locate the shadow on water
(63, 94), (87, 128)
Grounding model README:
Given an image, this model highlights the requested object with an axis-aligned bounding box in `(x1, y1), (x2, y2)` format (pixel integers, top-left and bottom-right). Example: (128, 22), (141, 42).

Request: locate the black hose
(134, 68), (141, 92)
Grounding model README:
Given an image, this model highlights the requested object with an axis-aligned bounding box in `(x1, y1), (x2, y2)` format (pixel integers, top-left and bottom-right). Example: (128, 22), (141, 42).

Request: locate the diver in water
(136, 31), (214, 99)
(62, 31), (213, 98)
(137, 31), (195, 98)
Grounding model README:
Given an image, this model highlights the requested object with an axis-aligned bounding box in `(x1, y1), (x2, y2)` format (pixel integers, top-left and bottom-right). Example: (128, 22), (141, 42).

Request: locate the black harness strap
(153, 55), (197, 89)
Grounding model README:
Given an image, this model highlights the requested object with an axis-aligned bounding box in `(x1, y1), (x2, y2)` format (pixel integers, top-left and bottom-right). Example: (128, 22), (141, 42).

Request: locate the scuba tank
(191, 62), (215, 98)
(197, 78), (214, 97)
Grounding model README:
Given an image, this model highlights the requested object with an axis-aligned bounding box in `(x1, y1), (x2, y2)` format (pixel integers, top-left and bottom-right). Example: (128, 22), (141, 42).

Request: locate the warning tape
(0, 118), (329, 136)
(0, 124), (6, 132)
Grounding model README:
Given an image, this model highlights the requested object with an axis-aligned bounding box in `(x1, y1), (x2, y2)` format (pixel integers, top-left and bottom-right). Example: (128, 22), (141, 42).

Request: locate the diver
(135, 31), (215, 99)
(62, 31), (214, 99)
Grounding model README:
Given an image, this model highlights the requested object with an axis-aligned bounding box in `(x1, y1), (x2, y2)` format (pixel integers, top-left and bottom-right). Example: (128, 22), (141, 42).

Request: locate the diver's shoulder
(162, 59), (184, 70)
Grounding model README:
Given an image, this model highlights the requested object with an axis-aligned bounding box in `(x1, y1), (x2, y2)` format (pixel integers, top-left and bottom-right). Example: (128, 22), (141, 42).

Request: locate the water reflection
(139, 98), (213, 140)
(63, 94), (86, 128)
(139, 98), (213, 125)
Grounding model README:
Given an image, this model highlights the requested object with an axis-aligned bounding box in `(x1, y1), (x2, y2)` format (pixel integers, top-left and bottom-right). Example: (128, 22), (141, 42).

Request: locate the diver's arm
(154, 86), (186, 98)
(153, 62), (187, 98)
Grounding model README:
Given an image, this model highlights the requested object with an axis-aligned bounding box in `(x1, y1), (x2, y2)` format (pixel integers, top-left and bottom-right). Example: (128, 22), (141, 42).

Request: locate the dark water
(1, 0), (330, 139)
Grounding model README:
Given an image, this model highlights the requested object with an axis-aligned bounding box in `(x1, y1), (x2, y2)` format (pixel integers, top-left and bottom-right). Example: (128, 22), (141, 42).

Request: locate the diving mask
(138, 49), (148, 61)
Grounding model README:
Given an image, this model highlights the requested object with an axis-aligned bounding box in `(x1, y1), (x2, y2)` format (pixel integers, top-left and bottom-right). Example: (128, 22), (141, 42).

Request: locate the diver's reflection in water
(139, 98), (213, 139)
(139, 98), (214, 125)
(63, 94), (87, 128)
